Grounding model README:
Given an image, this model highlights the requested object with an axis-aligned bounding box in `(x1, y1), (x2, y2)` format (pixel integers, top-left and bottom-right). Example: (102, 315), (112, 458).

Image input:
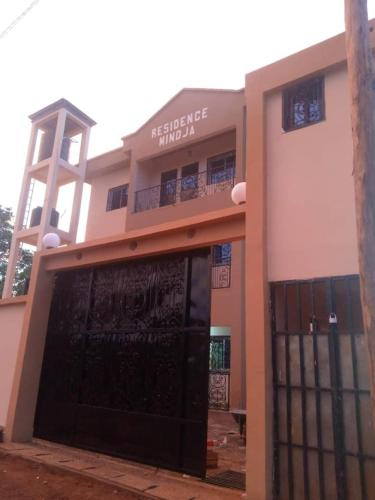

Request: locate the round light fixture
(42, 232), (61, 249)
(231, 182), (246, 205)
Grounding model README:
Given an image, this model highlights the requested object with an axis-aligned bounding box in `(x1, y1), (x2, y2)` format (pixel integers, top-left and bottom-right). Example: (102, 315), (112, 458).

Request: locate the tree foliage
(0, 205), (33, 296)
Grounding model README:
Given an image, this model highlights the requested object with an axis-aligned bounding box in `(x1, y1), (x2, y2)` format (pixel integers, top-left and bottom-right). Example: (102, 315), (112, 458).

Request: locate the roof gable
(123, 88), (243, 140)
(122, 88), (244, 157)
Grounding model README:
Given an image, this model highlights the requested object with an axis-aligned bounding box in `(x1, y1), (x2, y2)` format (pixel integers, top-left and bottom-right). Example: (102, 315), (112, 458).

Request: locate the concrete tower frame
(2, 99), (96, 299)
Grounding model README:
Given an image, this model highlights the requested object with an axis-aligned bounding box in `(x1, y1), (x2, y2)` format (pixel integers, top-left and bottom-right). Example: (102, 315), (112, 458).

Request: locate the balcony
(134, 169), (236, 213)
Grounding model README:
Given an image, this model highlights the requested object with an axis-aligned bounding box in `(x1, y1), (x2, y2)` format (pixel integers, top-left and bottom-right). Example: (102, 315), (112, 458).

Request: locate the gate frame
(4, 205), (245, 471)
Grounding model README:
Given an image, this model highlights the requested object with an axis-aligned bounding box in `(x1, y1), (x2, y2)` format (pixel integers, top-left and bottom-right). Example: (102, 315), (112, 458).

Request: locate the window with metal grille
(209, 336), (231, 370)
(282, 77), (324, 131)
(213, 243), (231, 265)
(181, 163), (199, 201)
(106, 184), (128, 211)
(212, 243), (231, 288)
(207, 151), (235, 185)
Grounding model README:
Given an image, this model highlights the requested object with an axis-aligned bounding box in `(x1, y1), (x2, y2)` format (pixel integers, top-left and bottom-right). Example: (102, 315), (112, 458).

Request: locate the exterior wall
(125, 89), (245, 234)
(83, 91), (247, 411)
(266, 65), (359, 281)
(0, 299), (26, 426)
(123, 90), (244, 160)
(85, 91), (245, 240)
(137, 130), (236, 191)
(86, 167), (130, 240)
(244, 25), (375, 499)
(128, 190), (235, 232)
(211, 240), (245, 409)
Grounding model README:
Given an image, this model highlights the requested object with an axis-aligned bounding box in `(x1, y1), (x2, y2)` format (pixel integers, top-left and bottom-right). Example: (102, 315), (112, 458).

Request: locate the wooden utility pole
(345, 0), (375, 423)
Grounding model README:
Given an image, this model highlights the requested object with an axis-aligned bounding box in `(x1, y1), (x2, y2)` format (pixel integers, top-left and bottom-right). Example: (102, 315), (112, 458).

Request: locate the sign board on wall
(151, 107), (208, 147)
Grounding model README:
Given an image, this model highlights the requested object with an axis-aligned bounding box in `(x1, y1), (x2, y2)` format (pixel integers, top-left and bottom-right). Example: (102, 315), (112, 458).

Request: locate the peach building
(85, 88), (246, 415)
(1, 23), (375, 500)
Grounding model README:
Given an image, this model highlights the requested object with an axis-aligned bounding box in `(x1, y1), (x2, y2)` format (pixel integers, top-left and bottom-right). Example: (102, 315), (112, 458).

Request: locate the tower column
(2, 123), (38, 299)
(36, 109), (66, 250)
(69, 127), (91, 241)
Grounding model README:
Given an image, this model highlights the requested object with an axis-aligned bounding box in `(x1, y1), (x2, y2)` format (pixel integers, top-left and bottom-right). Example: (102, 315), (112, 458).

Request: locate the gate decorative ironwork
(34, 249), (211, 477)
(271, 275), (375, 500)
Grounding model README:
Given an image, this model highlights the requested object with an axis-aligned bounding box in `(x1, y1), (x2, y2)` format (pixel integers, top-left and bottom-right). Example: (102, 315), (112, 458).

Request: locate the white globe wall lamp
(42, 232), (61, 249)
(231, 181), (246, 205)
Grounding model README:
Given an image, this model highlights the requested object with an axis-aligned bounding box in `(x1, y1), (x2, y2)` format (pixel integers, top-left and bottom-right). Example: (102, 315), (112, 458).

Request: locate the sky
(1, 0), (375, 220)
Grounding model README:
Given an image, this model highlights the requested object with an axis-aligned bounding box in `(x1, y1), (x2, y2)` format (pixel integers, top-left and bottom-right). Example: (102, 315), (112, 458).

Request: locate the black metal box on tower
(38, 131), (55, 162)
(30, 207), (59, 228)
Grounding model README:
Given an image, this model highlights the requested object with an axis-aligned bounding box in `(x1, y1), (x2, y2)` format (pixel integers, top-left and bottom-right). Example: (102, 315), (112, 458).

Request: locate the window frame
(106, 184), (128, 211)
(211, 243), (232, 289)
(212, 243), (232, 266)
(282, 76), (325, 132)
(209, 336), (231, 370)
(159, 169), (178, 207)
(181, 162), (199, 201)
(206, 151), (235, 185)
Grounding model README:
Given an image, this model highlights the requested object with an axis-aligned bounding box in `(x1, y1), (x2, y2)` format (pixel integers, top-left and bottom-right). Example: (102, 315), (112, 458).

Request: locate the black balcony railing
(134, 169), (235, 213)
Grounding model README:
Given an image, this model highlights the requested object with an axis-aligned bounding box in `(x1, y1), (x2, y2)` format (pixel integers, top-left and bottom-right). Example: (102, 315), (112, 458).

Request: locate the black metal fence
(134, 170), (236, 213)
(271, 275), (375, 500)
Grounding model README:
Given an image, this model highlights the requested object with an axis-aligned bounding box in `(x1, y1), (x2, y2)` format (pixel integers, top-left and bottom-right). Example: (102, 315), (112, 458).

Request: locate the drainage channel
(204, 470), (245, 490)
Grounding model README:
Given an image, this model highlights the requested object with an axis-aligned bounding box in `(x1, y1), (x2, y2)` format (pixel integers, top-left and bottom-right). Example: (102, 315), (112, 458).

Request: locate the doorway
(159, 169), (177, 207)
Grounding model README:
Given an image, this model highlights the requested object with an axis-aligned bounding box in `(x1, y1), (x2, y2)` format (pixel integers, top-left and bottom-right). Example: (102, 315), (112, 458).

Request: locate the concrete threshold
(0, 440), (244, 500)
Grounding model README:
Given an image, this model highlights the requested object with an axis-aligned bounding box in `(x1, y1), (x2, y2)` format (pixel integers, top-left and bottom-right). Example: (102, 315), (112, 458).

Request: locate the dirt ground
(0, 451), (146, 500)
(207, 410), (246, 474)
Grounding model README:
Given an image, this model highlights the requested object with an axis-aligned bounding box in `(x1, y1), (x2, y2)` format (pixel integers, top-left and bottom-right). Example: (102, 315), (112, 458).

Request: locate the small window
(106, 184), (128, 211)
(207, 151), (235, 185)
(213, 243), (231, 265)
(282, 77), (324, 132)
(209, 336), (231, 370)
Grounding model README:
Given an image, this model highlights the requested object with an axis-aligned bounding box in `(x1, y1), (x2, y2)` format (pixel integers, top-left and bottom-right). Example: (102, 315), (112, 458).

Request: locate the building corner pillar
(245, 87), (273, 500)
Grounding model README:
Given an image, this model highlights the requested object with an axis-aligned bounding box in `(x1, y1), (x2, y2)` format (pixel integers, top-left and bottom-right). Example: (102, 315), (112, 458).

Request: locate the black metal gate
(271, 275), (375, 500)
(34, 249), (211, 477)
